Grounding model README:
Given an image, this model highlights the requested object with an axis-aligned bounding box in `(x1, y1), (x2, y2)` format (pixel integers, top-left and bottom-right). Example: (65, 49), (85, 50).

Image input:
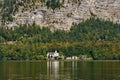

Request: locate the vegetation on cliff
(0, 17), (120, 60)
(0, 0), (62, 23)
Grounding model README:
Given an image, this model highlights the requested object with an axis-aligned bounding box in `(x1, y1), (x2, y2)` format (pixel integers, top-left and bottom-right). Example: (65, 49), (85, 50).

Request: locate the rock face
(89, 0), (120, 23)
(1, 0), (120, 30)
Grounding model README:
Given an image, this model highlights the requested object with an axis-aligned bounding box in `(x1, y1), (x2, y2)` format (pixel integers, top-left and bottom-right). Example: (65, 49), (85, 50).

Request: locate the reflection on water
(47, 61), (59, 80)
(0, 61), (120, 80)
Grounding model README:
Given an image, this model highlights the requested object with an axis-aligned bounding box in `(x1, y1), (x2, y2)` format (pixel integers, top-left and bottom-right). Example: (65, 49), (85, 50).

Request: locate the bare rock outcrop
(1, 0), (120, 31)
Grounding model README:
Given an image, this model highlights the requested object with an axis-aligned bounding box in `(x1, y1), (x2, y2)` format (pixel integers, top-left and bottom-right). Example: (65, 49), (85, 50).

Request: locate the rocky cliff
(0, 0), (120, 31)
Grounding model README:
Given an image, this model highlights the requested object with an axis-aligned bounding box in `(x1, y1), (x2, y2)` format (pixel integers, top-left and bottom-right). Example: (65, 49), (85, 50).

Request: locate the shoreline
(1, 60), (120, 62)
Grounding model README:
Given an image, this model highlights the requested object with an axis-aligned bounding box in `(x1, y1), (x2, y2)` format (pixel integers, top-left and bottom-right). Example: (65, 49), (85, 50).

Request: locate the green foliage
(0, 0), (62, 23)
(0, 36), (5, 43)
(46, 0), (61, 12)
(1, 0), (16, 22)
(0, 17), (120, 60)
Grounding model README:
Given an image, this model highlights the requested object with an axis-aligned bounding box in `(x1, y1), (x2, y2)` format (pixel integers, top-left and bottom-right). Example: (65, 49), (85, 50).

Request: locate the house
(72, 56), (78, 60)
(81, 55), (87, 60)
(47, 50), (59, 60)
(66, 56), (78, 60)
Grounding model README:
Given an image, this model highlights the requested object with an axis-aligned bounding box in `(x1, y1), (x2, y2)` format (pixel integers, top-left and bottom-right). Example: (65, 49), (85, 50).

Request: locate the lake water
(0, 61), (120, 80)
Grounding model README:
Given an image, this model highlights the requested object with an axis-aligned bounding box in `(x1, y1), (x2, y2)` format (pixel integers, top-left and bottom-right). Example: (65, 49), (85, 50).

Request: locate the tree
(46, 0), (61, 12)
(0, 36), (5, 43)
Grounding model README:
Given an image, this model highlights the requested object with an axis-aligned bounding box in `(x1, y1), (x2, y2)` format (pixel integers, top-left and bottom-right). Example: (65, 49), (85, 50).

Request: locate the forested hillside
(0, 17), (120, 60)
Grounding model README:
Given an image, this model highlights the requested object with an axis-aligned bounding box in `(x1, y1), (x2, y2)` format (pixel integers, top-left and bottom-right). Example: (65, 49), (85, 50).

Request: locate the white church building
(47, 50), (59, 60)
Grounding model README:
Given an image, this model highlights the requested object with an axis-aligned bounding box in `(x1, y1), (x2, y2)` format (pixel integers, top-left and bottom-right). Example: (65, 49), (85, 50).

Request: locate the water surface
(0, 61), (120, 80)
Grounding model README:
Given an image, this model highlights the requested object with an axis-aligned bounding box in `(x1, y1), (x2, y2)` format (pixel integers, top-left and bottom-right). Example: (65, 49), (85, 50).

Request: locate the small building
(66, 57), (72, 60)
(47, 50), (59, 60)
(72, 56), (78, 60)
(66, 56), (78, 60)
(81, 55), (87, 60)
